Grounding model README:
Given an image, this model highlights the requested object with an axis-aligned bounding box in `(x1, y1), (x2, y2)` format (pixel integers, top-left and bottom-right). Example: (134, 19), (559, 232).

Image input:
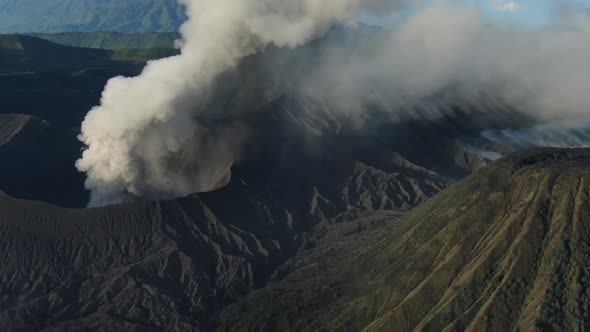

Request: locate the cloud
(500, 2), (519, 12)
(299, 3), (590, 129)
(494, 0), (520, 12)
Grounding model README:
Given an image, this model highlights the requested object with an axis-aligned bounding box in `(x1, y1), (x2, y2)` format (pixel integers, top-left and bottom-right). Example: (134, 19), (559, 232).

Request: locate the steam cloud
(77, 0), (590, 206)
(76, 0), (408, 206)
(301, 4), (590, 122)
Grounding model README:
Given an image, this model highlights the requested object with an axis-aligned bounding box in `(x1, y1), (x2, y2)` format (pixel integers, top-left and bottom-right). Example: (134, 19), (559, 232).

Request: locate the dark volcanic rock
(0, 114), (88, 207)
(0, 192), (283, 331)
(0, 134), (445, 331)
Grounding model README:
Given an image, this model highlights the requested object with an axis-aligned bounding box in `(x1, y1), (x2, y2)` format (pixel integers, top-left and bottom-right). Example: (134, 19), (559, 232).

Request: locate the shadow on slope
(0, 114), (88, 207)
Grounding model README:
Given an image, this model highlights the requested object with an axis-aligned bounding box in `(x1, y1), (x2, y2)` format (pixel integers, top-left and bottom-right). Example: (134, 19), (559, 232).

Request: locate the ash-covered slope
(0, 191), (281, 331)
(0, 118), (445, 331)
(219, 148), (590, 332)
(0, 114), (88, 207)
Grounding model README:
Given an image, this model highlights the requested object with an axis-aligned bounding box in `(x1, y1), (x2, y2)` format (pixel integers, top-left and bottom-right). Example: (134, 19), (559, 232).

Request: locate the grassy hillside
(220, 148), (590, 331)
(111, 47), (177, 61)
(0, 109), (451, 329)
(0, 0), (186, 33)
(29, 31), (178, 50)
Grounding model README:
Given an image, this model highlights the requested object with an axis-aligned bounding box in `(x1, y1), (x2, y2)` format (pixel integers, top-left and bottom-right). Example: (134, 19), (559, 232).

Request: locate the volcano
(0, 148), (589, 331)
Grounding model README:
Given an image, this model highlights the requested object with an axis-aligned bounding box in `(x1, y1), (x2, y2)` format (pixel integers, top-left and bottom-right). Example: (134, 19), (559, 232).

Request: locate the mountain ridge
(219, 148), (590, 331)
(0, 0), (186, 33)
(29, 31), (179, 50)
(0, 148), (588, 331)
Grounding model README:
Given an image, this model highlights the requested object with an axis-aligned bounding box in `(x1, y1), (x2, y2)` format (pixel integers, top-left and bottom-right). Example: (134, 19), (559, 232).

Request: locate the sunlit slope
(0, 34), (175, 69)
(220, 148), (590, 332)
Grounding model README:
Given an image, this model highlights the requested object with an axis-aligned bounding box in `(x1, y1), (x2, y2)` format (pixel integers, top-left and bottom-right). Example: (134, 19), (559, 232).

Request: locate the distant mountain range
(0, 0), (186, 33)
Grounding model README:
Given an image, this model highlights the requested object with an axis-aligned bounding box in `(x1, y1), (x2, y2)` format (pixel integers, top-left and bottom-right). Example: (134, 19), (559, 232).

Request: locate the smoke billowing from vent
(76, 0), (408, 206)
(77, 0), (590, 206)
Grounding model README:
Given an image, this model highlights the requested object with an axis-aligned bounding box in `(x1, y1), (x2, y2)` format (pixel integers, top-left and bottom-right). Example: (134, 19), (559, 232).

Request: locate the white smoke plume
(296, 2), (590, 155)
(77, 0), (590, 206)
(300, 3), (590, 123)
(76, 0), (410, 206)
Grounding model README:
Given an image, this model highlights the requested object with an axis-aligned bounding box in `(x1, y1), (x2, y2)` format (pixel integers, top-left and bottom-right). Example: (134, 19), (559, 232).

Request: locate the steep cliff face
(219, 148), (590, 332)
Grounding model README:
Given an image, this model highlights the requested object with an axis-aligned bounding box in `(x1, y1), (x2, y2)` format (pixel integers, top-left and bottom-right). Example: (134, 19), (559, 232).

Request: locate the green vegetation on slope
(29, 32), (178, 50)
(112, 47), (178, 62)
(0, 114), (88, 207)
(0, 34), (176, 70)
(219, 148), (590, 332)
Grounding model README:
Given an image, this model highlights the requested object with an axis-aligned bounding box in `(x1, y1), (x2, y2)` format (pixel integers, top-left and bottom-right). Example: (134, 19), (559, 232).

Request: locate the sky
(478, 0), (553, 26)
(363, 0), (589, 27)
